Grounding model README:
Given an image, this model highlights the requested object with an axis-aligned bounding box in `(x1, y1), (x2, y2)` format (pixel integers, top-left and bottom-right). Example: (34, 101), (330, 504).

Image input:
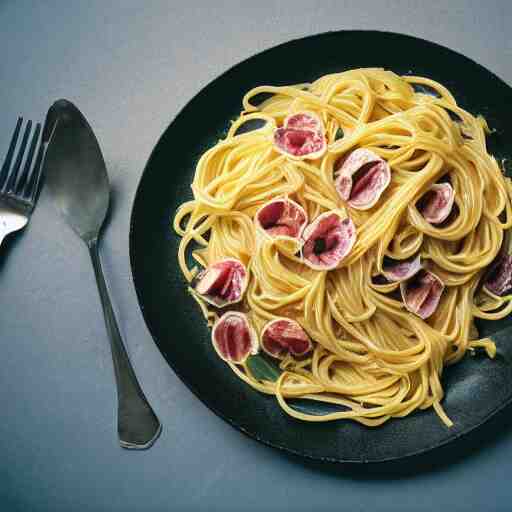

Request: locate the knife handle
(88, 238), (162, 449)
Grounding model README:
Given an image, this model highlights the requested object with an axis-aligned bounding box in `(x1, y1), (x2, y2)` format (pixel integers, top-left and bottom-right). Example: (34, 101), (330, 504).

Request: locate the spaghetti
(173, 68), (512, 427)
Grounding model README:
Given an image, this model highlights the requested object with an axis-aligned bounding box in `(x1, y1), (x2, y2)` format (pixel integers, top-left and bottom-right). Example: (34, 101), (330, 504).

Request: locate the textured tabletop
(1, 1), (512, 511)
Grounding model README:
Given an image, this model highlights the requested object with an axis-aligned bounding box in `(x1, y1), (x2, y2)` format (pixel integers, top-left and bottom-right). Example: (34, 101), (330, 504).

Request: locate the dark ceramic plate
(130, 31), (512, 462)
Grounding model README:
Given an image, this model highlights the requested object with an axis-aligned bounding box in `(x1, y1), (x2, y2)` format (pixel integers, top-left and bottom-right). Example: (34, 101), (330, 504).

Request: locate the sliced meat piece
(400, 269), (445, 319)
(193, 258), (248, 307)
(273, 111), (327, 160)
(335, 148), (391, 210)
(255, 198), (308, 240)
(261, 318), (312, 359)
(484, 254), (512, 296)
(274, 128), (326, 159)
(302, 211), (357, 270)
(417, 182), (455, 224)
(211, 312), (259, 364)
(382, 254), (422, 283)
(284, 111), (322, 132)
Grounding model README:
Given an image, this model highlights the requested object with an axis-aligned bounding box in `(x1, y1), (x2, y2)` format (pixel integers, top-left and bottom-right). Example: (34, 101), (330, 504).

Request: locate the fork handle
(88, 238), (162, 449)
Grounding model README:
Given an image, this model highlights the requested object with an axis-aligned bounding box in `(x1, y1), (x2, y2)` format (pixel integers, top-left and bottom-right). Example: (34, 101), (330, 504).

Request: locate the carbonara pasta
(173, 68), (512, 427)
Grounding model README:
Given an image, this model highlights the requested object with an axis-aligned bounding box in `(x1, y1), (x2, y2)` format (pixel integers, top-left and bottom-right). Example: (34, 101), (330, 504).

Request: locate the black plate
(129, 31), (512, 463)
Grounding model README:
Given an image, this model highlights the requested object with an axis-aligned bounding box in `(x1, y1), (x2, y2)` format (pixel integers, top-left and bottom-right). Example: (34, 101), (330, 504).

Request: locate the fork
(0, 118), (45, 245)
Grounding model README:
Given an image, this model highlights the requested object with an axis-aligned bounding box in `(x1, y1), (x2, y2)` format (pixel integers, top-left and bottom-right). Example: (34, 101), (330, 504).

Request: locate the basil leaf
(288, 398), (346, 416)
(246, 354), (281, 382)
(334, 127), (344, 141)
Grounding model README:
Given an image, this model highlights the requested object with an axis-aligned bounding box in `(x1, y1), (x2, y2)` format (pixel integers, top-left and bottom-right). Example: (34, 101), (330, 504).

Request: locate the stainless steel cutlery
(0, 117), (46, 244)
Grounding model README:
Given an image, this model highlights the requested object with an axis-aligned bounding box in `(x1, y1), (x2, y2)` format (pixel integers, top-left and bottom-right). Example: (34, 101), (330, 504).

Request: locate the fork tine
(24, 129), (45, 206)
(14, 123), (41, 195)
(3, 120), (32, 194)
(0, 117), (23, 188)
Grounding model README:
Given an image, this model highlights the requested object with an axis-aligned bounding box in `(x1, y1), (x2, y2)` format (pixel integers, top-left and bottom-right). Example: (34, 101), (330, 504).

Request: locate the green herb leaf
(246, 354), (281, 382)
(505, 229), (512, 255)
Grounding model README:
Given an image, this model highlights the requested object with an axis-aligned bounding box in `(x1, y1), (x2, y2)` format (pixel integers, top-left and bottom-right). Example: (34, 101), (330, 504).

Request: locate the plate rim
(129, 29), (512, 463)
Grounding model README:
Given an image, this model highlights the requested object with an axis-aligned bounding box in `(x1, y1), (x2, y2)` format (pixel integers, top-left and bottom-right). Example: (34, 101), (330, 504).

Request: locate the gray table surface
(2, 1), (512, 511)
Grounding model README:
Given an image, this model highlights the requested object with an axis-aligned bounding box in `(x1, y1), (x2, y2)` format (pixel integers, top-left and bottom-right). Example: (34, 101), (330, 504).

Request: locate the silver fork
(0, 118), (45, 245)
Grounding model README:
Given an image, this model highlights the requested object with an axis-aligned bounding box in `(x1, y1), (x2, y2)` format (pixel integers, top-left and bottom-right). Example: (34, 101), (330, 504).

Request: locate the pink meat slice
(257, 199), (307, 238)
(195, 259), (246, 304)
(262, 318), (312, 358)
(196, 263), (232, 295)
(485, 254), (512, 296)
(302, 213), (356, 269)
(274, 128), (325, 158)
(220, 265), (236, 298)
(213, 313), (253, 363)
(284, 112), (322, 132)
(335, 148), (391, 210)
(273, 111), (326, 159)
(382, 254), (422, 282)
(349, 161), (389, 207)
(418, 183), (455, 224)
(401, 270), (444, 319)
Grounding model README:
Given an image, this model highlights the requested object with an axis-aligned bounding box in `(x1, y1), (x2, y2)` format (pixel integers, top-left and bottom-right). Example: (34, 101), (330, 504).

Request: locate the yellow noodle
(173, 68), (511, 427)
